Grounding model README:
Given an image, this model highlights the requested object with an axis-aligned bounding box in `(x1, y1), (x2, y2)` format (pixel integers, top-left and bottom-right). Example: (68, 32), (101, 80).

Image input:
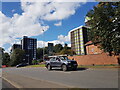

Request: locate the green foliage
(54, 44), (63, 53)
(10, 48), (25, 66)
(64, 43), (68, 50)
(39, 59), (43, 63)
(0, 47), (4, 66)
(32, 59), (43, 65)
(36, 48), (43, 59)
(0, 47), (10, 66)
(2, 52), (10, 65)
(86, 2), (120, 55)
(32, 60), (38, 65)
(26, 64), (45, 67)
(36, 43), (75, 58)
(60, 43), (75, 55)
(44, 47), (49, 55)
(36, 47), (49, 60)
(60, 49), (76, 55)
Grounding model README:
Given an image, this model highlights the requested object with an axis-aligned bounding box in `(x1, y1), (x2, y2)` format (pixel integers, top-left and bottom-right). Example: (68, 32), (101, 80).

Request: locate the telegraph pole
(43, 29), (44, 61)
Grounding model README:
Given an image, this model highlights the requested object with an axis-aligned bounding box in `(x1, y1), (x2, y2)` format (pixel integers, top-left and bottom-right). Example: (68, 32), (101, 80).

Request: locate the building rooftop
(23, 36), (37, 40)
(85, 41), (100, 46)
(69, 25), (88, 33)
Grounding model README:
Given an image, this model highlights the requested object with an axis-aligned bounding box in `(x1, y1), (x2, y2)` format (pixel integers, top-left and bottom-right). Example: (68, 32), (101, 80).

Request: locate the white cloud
(0, 10), (49, 47)
(58, 33), (70, 42)
(68, 44), (71, 47)
(5, 47), (12, 54)
(0, 12), (13, 46)
(37, 33), (71, 48)
(37, 41), (47, 48)
(37, 40), (65, 48)
(20, 0), (84, 21)
(1, 1), (86, 51)
(54, 21), (62, 26)
(37, 39), (71, 48)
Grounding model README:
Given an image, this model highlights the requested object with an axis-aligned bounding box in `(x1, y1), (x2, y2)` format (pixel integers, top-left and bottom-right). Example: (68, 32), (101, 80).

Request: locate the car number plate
(74, 64), (77, 66)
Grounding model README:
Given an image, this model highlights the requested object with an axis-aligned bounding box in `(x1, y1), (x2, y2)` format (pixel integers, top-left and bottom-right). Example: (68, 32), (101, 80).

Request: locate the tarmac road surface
(2, 79), (16, 89)
(2, 67), (119, 88)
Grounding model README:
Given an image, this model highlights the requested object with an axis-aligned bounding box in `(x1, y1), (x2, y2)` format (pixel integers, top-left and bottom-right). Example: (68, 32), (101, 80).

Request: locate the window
(50, 57), (56, 61)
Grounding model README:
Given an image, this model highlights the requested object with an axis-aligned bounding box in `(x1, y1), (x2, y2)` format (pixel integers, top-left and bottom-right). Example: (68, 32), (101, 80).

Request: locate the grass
(26, 64), (45, 67)
(68, 88), (89, 90)
(78, 65), (120, 68)
(25, 64), (120, 68)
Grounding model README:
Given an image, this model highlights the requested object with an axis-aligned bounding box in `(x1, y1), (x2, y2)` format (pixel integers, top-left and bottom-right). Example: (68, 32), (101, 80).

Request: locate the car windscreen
(59, 56), (68, 61)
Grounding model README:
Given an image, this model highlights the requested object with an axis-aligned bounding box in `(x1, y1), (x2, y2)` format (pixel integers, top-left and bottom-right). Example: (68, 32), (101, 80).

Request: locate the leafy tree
(10, 48), (25, 66)
(0, 47), (4, 66)
(2, 52), (10, 65)
(60, 49), (76, 55)
(64, 43), (68, 50)
(60, 43), (75, 55)
(32, 60), (39, 65)
(86, 2), (120, 55)
(0, 50), (2, 66)
(54, 44), (63, 53)
(44, 47), (49, 55)
(37, 47), (49, 60)
(37, 48), (43, 59)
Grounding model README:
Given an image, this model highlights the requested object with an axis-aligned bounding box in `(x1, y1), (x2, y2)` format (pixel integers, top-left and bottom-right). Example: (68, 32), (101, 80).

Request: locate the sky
(0, 0), (98, 53)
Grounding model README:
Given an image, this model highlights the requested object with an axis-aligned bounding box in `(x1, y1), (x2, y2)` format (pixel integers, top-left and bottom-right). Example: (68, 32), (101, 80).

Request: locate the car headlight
(68, 61), (71, 63)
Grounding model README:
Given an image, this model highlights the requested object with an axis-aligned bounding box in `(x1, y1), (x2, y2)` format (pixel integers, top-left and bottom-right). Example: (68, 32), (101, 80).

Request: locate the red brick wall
(86, 44), (103, 55)
(68, 53), (118, 65)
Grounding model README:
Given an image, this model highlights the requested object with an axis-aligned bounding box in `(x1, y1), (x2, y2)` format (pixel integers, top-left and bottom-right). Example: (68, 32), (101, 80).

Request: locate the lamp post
(27, 46), (30, 65)
(23, 59), (25, 63)
(43, 29), (44, 61)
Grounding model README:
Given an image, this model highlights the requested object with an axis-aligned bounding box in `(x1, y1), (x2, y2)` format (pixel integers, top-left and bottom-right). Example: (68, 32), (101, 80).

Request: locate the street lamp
(42, 29), (45, 61)
(26, 54), (29, 65)
(23, 59), (25, 63)
(27, 46), (30, 65)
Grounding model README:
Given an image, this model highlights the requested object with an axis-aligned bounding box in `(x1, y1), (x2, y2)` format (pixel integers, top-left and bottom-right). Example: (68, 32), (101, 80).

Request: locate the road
(2, 79), (16, 89)
(2, 67), (119, 88)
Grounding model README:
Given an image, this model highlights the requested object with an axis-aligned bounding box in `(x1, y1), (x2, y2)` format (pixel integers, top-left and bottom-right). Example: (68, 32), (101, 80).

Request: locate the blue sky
(1, 1), (98, 52)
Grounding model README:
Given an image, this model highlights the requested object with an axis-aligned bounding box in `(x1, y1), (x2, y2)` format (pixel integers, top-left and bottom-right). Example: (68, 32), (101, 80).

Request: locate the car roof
(48, 55), (67, 58)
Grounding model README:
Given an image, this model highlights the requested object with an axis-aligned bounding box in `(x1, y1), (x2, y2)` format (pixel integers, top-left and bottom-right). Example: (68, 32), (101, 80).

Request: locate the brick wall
(86, 44), (103, 55)
(68, 53), (118, 65)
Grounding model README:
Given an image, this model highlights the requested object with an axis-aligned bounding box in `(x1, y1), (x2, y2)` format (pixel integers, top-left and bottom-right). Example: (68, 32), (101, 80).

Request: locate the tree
(60, 49), (76, 55)
(54, 44), (63, 53)
(2, 52), (10, 65)
(86, 2), (120, 55)
(10, 48), (25, 66)
(60, 43), (76, 55)
(32, 60), (39, 65)
(37, 47), (49, 60)
(63, 43), (68, 50)
(36, 48), (43, 59)
(0, 47), (5, 66)
(44, 47), (49, 55)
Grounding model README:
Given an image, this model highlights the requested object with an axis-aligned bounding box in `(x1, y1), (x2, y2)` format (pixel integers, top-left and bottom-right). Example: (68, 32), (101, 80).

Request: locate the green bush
(32, 60), (39, 65)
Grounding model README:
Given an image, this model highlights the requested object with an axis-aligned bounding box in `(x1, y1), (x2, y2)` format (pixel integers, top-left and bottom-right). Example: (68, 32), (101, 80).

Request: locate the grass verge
(78, 65), (120, 68)
(26, 64), (45, 67)
(25, 64), (120, 68)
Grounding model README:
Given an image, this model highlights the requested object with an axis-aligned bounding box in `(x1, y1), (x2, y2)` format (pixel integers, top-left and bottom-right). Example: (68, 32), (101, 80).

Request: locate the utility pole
(28, 46), (30, 65)
(43, 29), (44, 61)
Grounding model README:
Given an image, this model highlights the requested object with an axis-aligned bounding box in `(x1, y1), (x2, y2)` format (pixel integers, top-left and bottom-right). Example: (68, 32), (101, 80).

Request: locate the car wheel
(47, 64), (52, 71)
(62, 65), (67, 71)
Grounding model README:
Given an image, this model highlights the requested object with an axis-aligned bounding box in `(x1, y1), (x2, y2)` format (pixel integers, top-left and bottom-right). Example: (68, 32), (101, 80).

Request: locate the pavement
(2, 67), (119, 88)
(2, 79), (16, 89)
(2, 72), (69, 88)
